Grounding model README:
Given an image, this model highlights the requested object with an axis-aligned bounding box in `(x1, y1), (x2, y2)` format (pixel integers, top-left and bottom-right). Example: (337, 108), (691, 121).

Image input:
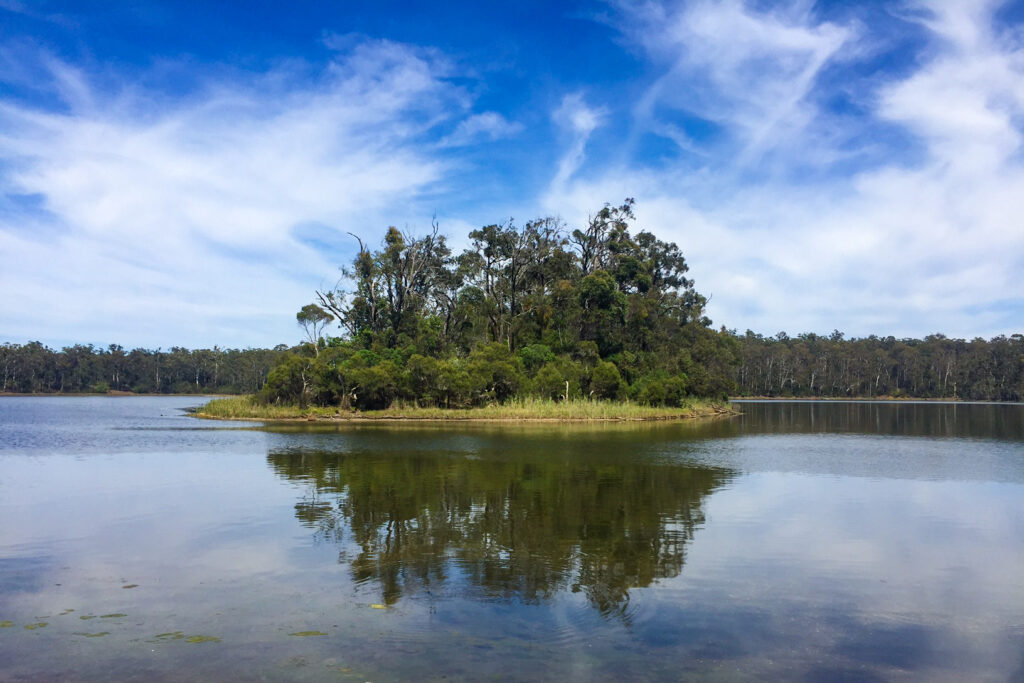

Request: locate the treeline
(264, 200), (739, 409)
(0, 342), (284, 395)
(734, 331), (1024, 401)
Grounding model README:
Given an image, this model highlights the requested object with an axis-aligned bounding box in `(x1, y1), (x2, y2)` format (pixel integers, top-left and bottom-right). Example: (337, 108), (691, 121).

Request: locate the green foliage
(128, 200), (990, 408)
(524, 357), (579, 400)
(731, 331), (1024, 400)
(518, 344), (555, 375)
(252, 199), (744, 408)
(628, 372), (689, 407)
(590, 360), (623, 400)
(259, 353), (314, 406)
(348, 361), (400, 410)
(0, 342), (284, 395)
(295, 304), (333, 356)
(198, 395), (731, 421)
(14, 191), (1022, 407)
(467, 344), (524, 403)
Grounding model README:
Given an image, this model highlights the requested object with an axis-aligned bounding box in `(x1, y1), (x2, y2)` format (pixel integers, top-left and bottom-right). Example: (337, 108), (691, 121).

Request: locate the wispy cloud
(0, 1), (1021, 346)
(549, 92), (607, 191)
(438, 111), (523, 147)
(549, 0), (1024, 338)
(0, 39), (476, 347)
(615, 0), (852, 164)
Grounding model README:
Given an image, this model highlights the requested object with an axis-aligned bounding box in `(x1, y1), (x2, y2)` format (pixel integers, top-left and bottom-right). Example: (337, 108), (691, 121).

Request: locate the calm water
(1, 398), (1023, 681)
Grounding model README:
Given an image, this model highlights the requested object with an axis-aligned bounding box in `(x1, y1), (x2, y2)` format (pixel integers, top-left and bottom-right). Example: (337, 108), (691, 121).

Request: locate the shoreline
(192, 396), (738, 424)
(0, 392), (235, 398)
(730, 396), (1021, 404)
(193, 411), (738, 424)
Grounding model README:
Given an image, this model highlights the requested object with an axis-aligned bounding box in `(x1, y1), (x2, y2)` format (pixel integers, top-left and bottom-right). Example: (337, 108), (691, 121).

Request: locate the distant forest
(4, 333), (1021, 402)
(2, 200), (1021, 403)
(0, 343), (284, 395)
(735, 332), (1023, 401)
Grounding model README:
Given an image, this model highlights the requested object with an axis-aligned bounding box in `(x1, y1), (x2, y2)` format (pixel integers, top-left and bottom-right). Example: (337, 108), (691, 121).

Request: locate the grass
(194, 395), (735, 422)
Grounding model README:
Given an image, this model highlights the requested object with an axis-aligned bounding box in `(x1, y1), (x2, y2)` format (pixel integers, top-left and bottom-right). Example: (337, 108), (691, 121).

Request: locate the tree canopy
(262, 200), (740, 409)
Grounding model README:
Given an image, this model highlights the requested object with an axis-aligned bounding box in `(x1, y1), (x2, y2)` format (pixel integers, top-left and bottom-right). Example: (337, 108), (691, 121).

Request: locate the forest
(262, 200), (738, 409)
(4, 333), (1019, 402)
(734, 331), (1024, 401)
(0, 342), (283, 395)
(2, 201), (1021, 404)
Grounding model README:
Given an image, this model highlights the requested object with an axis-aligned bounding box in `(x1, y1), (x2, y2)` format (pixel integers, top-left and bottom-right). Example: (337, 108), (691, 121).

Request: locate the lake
(1, 397), (1023, 681)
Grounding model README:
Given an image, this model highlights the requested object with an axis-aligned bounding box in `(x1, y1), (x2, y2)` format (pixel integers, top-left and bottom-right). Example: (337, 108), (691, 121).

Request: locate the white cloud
(546, 0), (1024, 338)
(550, 93), (608, 191)
(0, 40), (474, 348)
(438, 111), (523, 147)
(2, 2), (1021, 347)
(617, 0), (851, 162)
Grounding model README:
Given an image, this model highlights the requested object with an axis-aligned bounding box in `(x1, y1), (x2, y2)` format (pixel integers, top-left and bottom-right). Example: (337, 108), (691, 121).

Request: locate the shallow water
(1, 397), (1023, 681)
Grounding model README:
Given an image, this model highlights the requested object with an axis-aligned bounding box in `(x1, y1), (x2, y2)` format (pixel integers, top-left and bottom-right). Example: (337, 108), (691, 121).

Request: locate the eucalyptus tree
(296, 304), (333, 357)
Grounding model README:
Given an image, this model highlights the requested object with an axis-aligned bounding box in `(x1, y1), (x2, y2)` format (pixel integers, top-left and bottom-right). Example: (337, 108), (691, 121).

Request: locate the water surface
(1, 397), (1023, 681)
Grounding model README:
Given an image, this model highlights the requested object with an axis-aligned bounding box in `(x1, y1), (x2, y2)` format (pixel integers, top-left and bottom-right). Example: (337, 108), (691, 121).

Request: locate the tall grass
(195, 395), (734, 422)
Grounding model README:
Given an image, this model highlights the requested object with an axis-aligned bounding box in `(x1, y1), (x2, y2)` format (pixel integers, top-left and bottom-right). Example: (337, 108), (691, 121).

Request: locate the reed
(195, 395), (734, 422)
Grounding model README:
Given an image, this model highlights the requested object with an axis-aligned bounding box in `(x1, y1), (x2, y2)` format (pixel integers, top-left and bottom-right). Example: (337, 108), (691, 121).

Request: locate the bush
(589, 360), (623, 399)
(518, 344), (555, 375)
(437, 360), (473, 408)
(348, 361), (400, 410)
(629, 372), (689, 406)
(530, 358), (583, 401)
(405, 354), (441, 405)
(467, 343), (524, 403)
(258, 353), (313, 406)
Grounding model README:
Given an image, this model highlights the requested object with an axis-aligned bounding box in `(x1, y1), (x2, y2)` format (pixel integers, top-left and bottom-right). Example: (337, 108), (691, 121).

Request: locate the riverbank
(731, 396), (977, 402)
(0, 391), (237, 397)
(194, 396), (736, 422)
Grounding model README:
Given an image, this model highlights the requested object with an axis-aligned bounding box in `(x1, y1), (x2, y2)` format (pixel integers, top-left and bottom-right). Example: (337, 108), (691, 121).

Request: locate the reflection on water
(1, 397), (1024, 681)
(733, 399), (1024, 440)
(268, 448), (733, 614)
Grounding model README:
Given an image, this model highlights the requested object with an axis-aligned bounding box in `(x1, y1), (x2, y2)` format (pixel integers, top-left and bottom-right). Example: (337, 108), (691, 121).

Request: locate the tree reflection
(268, 447), (733, 615)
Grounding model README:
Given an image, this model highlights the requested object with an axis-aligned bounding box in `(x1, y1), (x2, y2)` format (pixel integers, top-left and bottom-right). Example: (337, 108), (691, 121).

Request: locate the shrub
(590, 360), (623, 400)
(531, 358), (583, 401)
(518, 344), (555, 375)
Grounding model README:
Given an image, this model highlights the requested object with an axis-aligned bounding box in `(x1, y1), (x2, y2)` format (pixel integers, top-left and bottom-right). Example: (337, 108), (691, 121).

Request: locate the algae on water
(149, 631), (184, 642)
(149, 631), (221, 644)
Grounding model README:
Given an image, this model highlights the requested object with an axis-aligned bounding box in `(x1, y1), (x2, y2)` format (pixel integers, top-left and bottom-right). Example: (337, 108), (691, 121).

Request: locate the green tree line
(7, 199), (1017, 403)
(264, 200), (740, 409)
(0, 342), (284, 394)
(734, 331), (1024, 401)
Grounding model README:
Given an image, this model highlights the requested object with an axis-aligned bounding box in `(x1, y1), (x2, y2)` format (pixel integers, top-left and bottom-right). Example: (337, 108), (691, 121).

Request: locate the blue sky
(1, 0), (1022, 349)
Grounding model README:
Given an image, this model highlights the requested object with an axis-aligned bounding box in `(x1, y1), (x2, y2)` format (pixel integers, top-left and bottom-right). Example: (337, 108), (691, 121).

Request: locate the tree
(296, 304), (334, 357)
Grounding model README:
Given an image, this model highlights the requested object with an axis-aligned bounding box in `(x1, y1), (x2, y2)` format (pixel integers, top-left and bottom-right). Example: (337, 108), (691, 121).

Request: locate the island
(196, 200), (740, 422)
